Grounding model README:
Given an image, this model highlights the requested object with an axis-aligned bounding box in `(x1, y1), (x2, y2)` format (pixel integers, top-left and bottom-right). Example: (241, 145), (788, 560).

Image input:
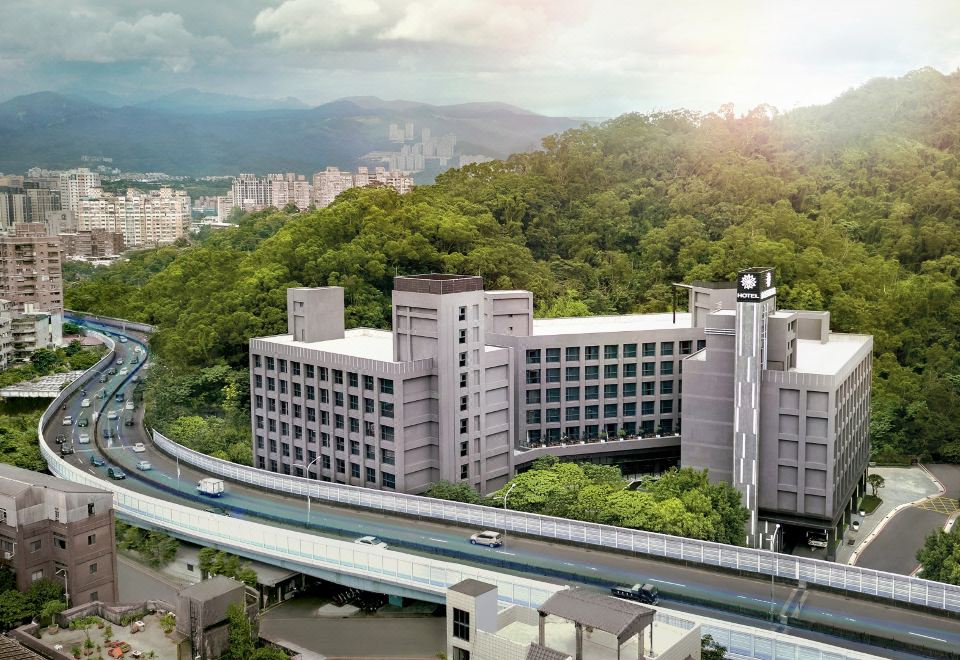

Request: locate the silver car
(469, 531), (503, 547)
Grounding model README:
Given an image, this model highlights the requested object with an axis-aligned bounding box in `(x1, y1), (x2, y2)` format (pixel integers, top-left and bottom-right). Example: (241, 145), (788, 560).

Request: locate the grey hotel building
(250, 270), (871, 552)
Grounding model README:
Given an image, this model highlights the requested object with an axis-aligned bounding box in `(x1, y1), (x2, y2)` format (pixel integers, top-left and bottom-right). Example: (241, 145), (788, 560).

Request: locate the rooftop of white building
(795, 334), (872, 376)
(532, 312), (691, 336)
(259, 328), (397, 362)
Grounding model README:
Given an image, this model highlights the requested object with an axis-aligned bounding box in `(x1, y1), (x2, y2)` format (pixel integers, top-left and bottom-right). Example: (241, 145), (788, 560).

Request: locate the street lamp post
(768, 524), (781, 622)
(55, 567), (69, 608)
(502, 482), (517, 541)
(294, 457), (321, 525)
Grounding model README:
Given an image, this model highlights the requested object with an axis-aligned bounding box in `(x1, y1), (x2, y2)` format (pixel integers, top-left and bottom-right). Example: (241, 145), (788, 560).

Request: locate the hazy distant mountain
(0, 92), (581, 176)
(134, 89), (310, 114)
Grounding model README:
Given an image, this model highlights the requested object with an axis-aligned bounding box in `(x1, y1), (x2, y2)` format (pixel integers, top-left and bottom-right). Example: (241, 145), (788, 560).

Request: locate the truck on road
(197, 478), (225, 497)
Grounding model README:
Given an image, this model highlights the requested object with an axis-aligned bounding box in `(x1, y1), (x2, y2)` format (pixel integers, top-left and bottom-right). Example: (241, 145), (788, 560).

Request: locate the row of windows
(259, 455), (396, 489)
(255, 395), (395, 419)
(29, 533), (98, 553)
(255, 416), (396, 441)
(527, 418), (675, 442)
(525, 340), (703, 364)
(525, 399), (674, 424)
(525, 380), (674, 404)
(525, 361), (676, 384)
(253, 355), (395, 394)
(258, 436), (396, 464)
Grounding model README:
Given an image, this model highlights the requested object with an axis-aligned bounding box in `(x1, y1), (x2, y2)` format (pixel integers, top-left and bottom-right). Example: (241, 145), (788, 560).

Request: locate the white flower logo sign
(740, 273), (758, 290)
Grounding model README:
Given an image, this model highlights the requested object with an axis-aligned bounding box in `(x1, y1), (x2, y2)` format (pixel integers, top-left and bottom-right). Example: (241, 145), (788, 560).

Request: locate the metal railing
(152, 430), (960, 615)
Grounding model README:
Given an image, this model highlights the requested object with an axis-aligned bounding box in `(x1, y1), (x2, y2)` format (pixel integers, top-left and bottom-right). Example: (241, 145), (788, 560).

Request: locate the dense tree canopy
(64, 68), (960, 462)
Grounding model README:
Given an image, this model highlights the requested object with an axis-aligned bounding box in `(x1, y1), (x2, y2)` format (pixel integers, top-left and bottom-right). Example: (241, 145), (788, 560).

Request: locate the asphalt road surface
(43, 319), (960, 659)
(855, 507), (946, 575)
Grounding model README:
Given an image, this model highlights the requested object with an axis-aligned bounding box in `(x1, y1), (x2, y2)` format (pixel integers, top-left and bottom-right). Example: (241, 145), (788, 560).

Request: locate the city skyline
(0, 1), (957, 117)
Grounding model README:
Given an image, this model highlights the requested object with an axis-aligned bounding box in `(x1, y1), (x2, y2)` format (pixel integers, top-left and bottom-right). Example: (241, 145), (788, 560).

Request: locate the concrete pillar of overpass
(826, 525), (838, 561)
(575, 622), (583, 660)
(638, 626), (646, 659)
(538, 612), (545, 647)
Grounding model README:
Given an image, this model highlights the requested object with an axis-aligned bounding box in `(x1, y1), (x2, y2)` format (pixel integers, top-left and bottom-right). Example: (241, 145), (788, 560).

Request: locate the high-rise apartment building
(312, 167), (357, 208)
(0, 463), (118, 605)
(267, 173), (313, 211)
(0, 180), (62, 230)
(0, 223), (63, 314)
(58, 168), (101, 212)
(231, 174), (268, 213)
(0, 300), (11, 369)
(59, 229), (125, 259)
(250, 269), (871, 552)
(76, 187), (189, 246)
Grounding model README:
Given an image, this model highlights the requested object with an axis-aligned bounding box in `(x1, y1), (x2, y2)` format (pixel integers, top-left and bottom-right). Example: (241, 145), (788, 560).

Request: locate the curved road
(44, 320), (960, 659)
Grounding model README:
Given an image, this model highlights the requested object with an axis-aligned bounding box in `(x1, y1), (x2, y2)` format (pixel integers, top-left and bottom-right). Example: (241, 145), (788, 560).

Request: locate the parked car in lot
(354, 536), (388, 549)
(59, 443), (74, 455)
(77, 433), (90, 444)
(136, 460), (152, 471)
(90, 455), (105, 467)
(610, 583), (660, 605)
(107, 467), (126, 480)
(131, 442), (147, 453)
(469, 531), (503, 547)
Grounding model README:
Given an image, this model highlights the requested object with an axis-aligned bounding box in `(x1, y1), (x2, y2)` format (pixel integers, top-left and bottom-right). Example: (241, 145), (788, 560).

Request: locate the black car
(99, 375), (108, 383)
(107, 467), (126, 480)
(59, 443), (75, 456)
(203, 506), (231, 517)
(55, 434), (67, 444)
(90, 455), (105, 467)
(102, 428), (113, 440)
(610, 583), (659, 605)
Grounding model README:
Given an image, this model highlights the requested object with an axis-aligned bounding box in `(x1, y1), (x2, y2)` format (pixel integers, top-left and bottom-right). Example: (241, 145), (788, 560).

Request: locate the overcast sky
(1, 0), (958, 117)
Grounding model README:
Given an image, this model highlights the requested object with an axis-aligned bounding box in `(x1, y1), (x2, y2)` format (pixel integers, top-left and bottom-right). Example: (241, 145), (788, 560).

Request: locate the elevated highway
(39, 317), (960, 659)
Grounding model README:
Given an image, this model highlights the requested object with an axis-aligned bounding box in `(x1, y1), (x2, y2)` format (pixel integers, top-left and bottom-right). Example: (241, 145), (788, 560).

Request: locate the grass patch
(860, 494), (883, 514)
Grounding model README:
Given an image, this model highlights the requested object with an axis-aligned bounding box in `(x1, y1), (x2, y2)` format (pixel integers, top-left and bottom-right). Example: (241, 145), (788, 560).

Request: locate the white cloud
(254, 0), (395, 50)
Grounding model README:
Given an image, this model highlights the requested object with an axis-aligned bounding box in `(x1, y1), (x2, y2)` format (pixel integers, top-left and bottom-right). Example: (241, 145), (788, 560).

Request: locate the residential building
(0, 223), (63, 314)
(312, 167), (414, 208)
(267, 173), (313, 210)
(312, 167), (356, 208)
(10, 308), (58, 360)
(445, 580), (700, 660)
(58, 168), (101, 212)
(75, 187), (190, 246)
(231, 173), (268, 213)
(0, 185), (28, 229)
(249, 269), (871, 550)
(0, 299), (11, 369)
(0, 463), (118, 605)
(59, 229), (125, 259)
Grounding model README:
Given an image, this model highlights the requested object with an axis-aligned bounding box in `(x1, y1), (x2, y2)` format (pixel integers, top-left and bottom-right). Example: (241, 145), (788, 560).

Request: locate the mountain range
(0, 92), (584, 176)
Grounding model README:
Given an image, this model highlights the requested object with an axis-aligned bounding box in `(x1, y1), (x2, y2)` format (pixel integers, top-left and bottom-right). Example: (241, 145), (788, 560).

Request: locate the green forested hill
(66, 68), (960, 463)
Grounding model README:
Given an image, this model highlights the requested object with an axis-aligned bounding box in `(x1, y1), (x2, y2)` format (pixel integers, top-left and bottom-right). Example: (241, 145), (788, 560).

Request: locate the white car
(62, 416), (73, 425)
(354, 536), (388, 549)
(77, 433), (90, 444)
(131, 442), (147, 453)
(107, 411), (118, 420)
(80, 398), (91, 408)
(119, 368), (128, 376)
(136, 460), (152, 471)
(469, 531), (504, 547)
(125, 401), (134, 410)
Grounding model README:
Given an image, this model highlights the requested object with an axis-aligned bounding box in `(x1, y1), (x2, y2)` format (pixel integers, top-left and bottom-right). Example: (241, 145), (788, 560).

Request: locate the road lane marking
(908, 632), (946, 643)
(495, 550), (517, 556)
(654, 580), (686, 588)
(428, 538), (449, 544)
